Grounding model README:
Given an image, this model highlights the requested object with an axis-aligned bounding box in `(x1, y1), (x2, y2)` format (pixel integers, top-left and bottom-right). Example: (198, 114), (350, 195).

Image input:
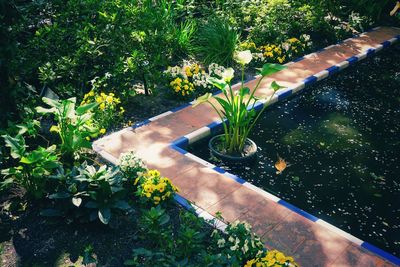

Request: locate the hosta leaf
(98, 208), (111, 224)
(2, 135), (26, 159)
(113, 200), (131, 210)
(72, 197), (82, 207)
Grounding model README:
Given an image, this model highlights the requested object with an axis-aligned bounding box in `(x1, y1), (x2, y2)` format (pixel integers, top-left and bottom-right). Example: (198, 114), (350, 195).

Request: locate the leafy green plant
(118, 151), (147, 182)
(210, 220), (265, 263)
(47, 163), (131, 224)
(1, 134), (60, 199)
(193, 51), (286, 155)
(36, 97), (98, 161)
(138, 206), (172, 248)
(192, 17), (239, 65)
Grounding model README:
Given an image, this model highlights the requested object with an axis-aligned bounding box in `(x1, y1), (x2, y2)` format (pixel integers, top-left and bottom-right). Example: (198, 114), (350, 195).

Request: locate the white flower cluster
(252, 52), (265, 62)
(300, 34), (313, 47)
(164, 66), (182, 79)
(208, 63), (226, 78)
(118, 151), (147, 177)
(192, 72), (211, 90)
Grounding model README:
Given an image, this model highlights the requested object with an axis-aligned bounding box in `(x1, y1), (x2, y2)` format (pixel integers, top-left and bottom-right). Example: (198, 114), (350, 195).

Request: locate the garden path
(93, 27), (400, 267)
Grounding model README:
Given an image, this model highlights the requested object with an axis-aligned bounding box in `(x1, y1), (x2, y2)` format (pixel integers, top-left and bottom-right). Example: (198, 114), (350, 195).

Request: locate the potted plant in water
(193, 50), (287, 162)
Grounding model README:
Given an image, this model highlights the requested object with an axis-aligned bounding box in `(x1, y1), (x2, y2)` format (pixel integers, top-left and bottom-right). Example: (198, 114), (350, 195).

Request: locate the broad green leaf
(113, 200), (131, 210)
(76, 102), (98, 115)
(238, 87), (250, 97)
(35, 106), (56, 114)
(2, 135), (26, 159)
(271, 81), (286, 91)
(98, 208), (111, 224)
(258, 63), (287, 77)
(192, 93), (212, 107)
(42, 97), (62, 108)
(208, 77), (228, 91)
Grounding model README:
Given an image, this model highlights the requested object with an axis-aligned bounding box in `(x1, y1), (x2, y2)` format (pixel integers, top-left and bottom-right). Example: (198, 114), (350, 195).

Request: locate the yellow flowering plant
(164, 63), (213, 98)
(134, 170), (179, 205)
(241, 35), (313, 65)
(244, 249), (299, 267)
(81, 90), (124, 132)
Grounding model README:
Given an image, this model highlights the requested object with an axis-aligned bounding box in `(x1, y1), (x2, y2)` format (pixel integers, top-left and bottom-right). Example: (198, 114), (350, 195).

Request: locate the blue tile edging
(93, 27), (400, 265)
(168, 30), (400, 266)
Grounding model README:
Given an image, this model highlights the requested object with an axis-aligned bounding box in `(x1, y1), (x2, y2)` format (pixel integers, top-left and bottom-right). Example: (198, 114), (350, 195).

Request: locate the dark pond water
(189, 44), (400, 256)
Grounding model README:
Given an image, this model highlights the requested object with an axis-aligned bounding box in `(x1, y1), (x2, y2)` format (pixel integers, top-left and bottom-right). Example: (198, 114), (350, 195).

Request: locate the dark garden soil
(0, 190), (184, 267)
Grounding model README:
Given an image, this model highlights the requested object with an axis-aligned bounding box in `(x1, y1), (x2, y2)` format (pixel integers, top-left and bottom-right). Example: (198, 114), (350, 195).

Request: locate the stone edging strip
(169, 29), (400, 265)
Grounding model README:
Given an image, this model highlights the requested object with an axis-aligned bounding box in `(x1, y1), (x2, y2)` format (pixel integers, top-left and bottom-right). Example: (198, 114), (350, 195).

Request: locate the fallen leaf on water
(275, 155), (287, 174)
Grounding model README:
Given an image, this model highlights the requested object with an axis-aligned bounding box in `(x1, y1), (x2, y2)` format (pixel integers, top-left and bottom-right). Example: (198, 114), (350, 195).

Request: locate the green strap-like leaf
(257, 63), (287, 77)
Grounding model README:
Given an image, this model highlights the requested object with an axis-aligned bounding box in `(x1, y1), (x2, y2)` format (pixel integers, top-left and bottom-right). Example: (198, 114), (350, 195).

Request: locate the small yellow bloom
(99, 102), (106, 110)
(99, 128), (106, 134)
(49, 125), (59, 133)
(89, 91), (95, 96)
(106, 95), (113, 103)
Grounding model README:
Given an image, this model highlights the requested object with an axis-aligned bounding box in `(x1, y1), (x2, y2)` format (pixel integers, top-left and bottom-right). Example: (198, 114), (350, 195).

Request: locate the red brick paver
(95, 27), (400, 266)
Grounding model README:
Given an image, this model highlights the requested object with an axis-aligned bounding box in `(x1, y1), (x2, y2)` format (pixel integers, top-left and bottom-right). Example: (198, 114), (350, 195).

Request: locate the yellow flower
(99, 128), (106, 134)
(145, 192), (151, 198)
(96, 96), (103, 103)
(275, 252), (286, 264)
(278, 57), (284, 63)
(100, 102), (106, 110)
(106, 95), (113, 103)
(288, 37), (298, 43)
(134, 177), (139, 185)
(153, 196), (160, 202)
(85, 136), (91, 141)
(49, 125), (59, 133)
(89, 91), (95, 96)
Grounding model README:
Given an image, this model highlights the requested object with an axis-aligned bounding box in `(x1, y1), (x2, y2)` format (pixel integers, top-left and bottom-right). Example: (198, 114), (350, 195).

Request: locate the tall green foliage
(192, 17), (239, 65)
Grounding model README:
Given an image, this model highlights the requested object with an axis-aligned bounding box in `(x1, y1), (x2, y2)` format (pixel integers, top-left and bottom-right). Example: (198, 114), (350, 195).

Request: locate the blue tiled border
(94, 27), (400, 265)
(168, 31), (400, 266)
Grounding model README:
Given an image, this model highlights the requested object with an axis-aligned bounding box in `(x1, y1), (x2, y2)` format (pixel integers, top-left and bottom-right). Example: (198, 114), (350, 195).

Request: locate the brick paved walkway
(94, 27), (400, 266)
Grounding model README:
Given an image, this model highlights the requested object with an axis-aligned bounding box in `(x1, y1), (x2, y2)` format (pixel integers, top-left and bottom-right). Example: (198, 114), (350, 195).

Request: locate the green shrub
(36, 97), (99, 162)
(47, 162), (131, 224)
(192, 17), (239, 66)
(1, 134), (60, 199)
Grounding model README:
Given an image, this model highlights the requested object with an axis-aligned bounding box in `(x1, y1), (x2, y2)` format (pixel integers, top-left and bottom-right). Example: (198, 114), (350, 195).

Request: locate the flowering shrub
(244, 250), (299, 267)
(118, 151), (147, 181)
(81, 90), (124, 131)
(135, 170), (178, 205)
(240, 35), (312, 65)
(210, 221), (264, 262)
(164, 62), (222, 98)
